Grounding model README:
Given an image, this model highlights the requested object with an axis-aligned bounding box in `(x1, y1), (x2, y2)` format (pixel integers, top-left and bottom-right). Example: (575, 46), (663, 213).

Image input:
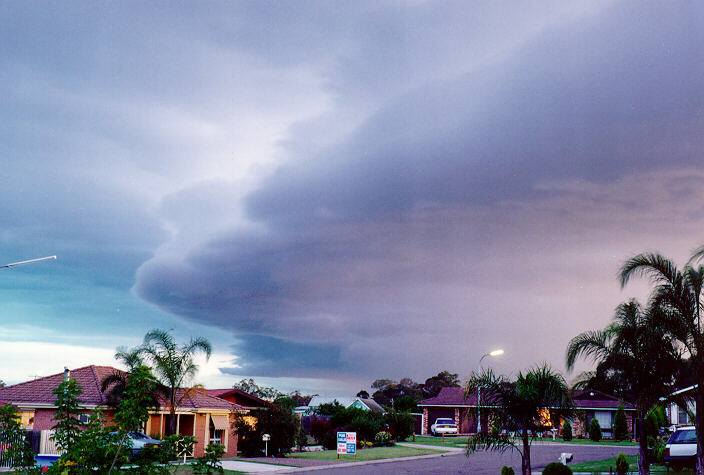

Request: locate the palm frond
(566, 330), (609, 370)
(619, 253), (680, 289)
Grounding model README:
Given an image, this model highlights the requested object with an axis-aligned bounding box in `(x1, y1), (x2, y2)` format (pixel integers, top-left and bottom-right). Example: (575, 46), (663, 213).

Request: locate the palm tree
(139, 329), (212, 435)
(101, 346), (151, 406)
(619, 251), (704, 474)
(567, 300), (681, 475)
(465, 364), (573, 475)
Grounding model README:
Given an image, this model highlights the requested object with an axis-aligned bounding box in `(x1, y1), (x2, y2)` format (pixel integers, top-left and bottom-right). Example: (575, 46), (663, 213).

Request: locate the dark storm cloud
(224, 335), (344, 377)
(134, 2), (704, 379)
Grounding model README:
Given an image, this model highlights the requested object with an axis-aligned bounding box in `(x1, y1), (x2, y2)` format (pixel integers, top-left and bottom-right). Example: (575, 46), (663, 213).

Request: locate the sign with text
(336, 431), (357, 455)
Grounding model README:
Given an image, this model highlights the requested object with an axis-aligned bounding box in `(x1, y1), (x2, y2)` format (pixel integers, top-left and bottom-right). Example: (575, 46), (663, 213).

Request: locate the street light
(0, 255), (57, 269)
(477, 348), (504, 434)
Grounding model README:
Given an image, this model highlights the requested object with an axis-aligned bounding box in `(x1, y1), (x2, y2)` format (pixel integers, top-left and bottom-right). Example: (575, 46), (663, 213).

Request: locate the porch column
(176, 414), (181, 435)
(422, 408), (429, 435)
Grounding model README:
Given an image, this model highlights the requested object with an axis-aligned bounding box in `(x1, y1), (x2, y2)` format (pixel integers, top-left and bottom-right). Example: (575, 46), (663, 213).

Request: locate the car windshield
(436, 419), (454, 424)
(670, 429), (697, 444)
(129, 432), (149, 439)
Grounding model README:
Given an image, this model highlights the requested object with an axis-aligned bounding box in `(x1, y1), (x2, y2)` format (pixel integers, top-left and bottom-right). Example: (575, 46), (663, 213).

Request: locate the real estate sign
(336, 431), (357, 455)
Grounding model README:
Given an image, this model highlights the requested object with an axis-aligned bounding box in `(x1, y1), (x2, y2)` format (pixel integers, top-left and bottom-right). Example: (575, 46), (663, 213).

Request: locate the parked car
(114, 431), (163, 457)
(665, 426), (696, 470)
(431, 418), (459, 436)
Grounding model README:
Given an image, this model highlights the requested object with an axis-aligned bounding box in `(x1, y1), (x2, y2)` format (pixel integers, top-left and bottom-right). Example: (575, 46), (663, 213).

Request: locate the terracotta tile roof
(171, 389), (242, 411)
(0, 365), (122, 406)
(206, 388), (270, 408)
(0, 365), (241, 411)
(418, 387), (478, 406)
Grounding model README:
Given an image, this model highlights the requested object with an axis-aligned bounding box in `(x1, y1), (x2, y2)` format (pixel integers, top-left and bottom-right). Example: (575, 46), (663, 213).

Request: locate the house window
(594, 411), (612, 430)
(678, 405), (690, 425)
(209, 419), (223, 445)
(78, 414), (90, 424)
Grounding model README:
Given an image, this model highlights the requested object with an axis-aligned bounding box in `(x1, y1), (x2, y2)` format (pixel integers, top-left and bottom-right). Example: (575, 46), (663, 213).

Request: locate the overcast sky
(1, 1), (704, 395)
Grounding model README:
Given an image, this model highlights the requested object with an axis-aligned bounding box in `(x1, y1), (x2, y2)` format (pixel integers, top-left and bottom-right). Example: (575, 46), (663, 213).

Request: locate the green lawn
(287, 445), (444, 461)
(568, 455), (693, 473)
(408, 435), (468, 447)
(535, 437), (638, 446)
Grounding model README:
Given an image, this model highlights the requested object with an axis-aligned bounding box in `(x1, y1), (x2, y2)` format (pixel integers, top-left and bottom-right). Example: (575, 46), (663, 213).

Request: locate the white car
(431, 418), (459, 436)
(665, 426), (696, 470)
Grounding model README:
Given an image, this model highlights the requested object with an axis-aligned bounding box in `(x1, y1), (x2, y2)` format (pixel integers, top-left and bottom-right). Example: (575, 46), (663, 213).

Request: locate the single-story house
(417, 387), (481, 435)
(206, 388), (271, 411)
(305, 396), (386, 414)
(571, 389), (636, 438)
(665, 385), (697, 427)
(417, 387), (636, 437)
(0, 365), (244, 457)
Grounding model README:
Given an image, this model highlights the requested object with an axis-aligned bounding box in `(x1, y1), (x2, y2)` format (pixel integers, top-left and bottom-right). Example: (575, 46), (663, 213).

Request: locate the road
(289, 443), (639, 474)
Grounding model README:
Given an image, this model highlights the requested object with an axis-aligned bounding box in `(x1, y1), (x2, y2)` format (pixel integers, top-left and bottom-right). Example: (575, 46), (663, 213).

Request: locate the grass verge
(568, 455), (694, 473)
(407, 435), (468, 447)
(287, 445), (444, 461)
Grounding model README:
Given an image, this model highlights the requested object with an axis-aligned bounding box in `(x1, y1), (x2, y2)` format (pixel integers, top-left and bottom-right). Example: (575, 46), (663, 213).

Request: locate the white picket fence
(39, 430), (61, 456)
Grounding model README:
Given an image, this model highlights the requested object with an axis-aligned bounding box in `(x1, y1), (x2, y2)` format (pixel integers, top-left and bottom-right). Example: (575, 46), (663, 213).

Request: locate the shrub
(561, 420), (572, 441)
(384, 411), (415, 441)
(501, 466), (515, 475)
(296, 428), (308, 451)
(615, 452), (629, 475)
(310, 417), (335, 449)
(542, 462), (573, 475)
(192, 443), (225, 474)
(589, 417), (602, 442)
(613, 405), (629, 441)
(374, 431), (393, 447)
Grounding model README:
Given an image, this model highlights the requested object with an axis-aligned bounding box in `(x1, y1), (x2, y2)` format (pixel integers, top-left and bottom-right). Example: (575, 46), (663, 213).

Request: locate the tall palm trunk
(697, 387), (704, 475)
(636, 411), (650, 475)
(521, 428), (531, 475)
(170, 389), (177, 435)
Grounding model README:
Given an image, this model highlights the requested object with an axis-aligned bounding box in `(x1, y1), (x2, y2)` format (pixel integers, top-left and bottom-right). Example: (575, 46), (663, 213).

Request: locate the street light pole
(477, 349), (504, 434)
(0, 255), (56, 269)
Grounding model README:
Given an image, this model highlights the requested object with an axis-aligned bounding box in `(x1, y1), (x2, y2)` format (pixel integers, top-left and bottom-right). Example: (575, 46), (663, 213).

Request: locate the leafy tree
(561, 420), (572, 441)
(371, 379), (394, 390)
(51, 377), (86, 463)
(233, 378), (283, 400)
(421, 370), (460, 398)
(108, 365), (162, 473)
(384, 411), (415, 441)
(613, 405), (629, 441)
(234, 406), (298, 457)
(589, 417), (602, 442)
(616, 452), (630, 475)
(0, 379), (4, 388)
(73, 410), (125, 473)
(392, 395), (418, 412)
(139, 329), (212, 435)
(371, 377), (422, 408)
(0, 403), (35, 469)
(567, 300), (680, 475)
(465, 364), (573, 475)
(618, 249), (704, 475)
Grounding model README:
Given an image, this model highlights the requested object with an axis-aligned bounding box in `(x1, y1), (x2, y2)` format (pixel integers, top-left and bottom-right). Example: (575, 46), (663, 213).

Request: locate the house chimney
(63, 367), (70, 381)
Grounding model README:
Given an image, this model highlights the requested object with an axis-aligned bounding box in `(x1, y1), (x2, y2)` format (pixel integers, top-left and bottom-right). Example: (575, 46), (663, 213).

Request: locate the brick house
(570, 389), (636, 439)
(417, 387), (482, 435)
(418, 386), (636, 438)
(0, 365), (245, 457)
